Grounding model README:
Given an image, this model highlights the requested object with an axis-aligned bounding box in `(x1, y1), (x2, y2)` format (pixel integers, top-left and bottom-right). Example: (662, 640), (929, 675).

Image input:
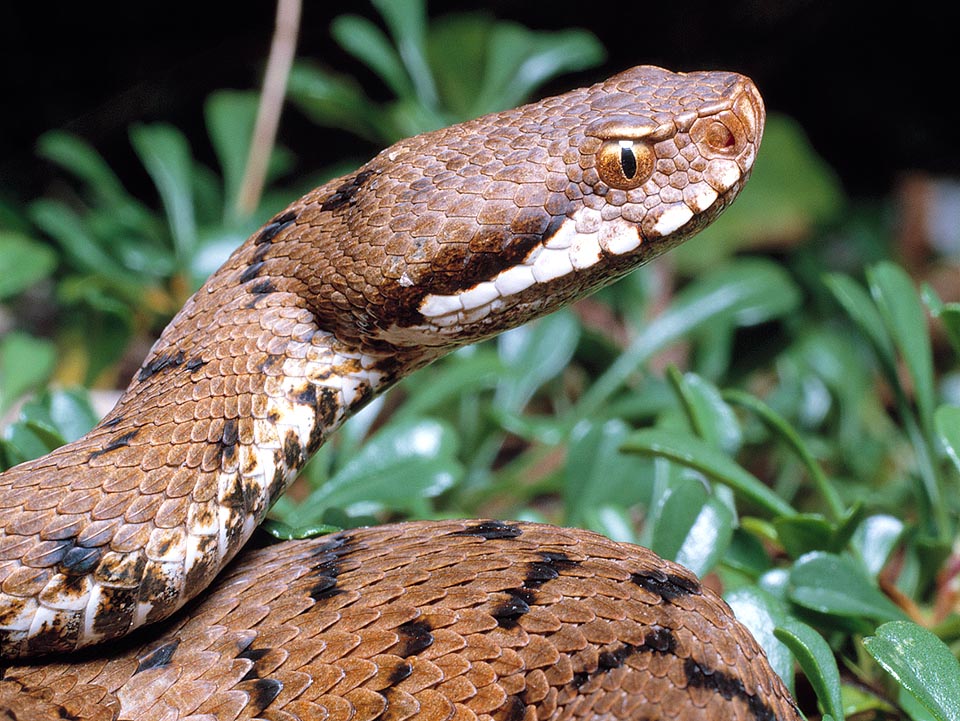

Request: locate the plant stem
(236, 0), (302, 217)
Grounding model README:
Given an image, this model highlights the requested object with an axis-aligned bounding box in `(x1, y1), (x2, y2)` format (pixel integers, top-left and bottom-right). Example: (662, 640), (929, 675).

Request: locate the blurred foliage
(2, 0), (960, 718)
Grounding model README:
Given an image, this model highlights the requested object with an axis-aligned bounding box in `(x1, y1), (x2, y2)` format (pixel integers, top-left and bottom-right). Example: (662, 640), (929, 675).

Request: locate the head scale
(297, 65), (764, 359)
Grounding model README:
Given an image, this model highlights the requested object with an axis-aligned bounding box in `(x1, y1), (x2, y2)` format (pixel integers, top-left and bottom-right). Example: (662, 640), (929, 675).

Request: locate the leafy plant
(287, 0), (606, 145)
(2, 2), (960, 719)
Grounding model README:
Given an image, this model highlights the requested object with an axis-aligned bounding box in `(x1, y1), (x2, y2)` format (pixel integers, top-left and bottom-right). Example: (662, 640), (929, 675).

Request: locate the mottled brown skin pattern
(0, 67), (800, 718)
(2, 521), (800, 721)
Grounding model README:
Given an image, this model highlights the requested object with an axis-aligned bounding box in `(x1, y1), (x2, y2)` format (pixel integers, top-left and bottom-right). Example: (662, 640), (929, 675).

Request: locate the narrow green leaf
(863, 621), (960, 721)
(868, 262), (936, 431)
(775, 619), (844, 721)
(28, 199), (127, 279)
(36, 130), (128, 204)
(852, 514), (905, 577)
(0, 231), (57, 299)
(204, 91), (258, 219)
(287, 63), (388, 143)
(622, 429), (795, 518)
(789, 552), (909, 623)
(129, 123), (197, 263)
(574, 259), (800, 421)
(331, 15), (413, 99)
(724, 389), (844, 520)
(565, 420), (652, 527)
(935, 404), (960, 474)
(823, 272), (895, 368)
(495, 311), (579, 413)
(0, 333), (56, 417)
(291, 417), (462, 523)
(370, 0), (438, 108)
(725, 587), (795, 693)
(667, 369), (741, 453)
(923, 283), (960, 358)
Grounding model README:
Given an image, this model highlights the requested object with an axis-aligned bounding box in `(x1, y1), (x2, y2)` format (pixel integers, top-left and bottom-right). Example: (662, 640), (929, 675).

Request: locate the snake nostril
(705, 122), (736, 150)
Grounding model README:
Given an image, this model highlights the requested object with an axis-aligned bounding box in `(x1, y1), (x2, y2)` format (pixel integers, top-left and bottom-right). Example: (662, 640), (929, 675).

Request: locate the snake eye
(596, 139), (654, 190)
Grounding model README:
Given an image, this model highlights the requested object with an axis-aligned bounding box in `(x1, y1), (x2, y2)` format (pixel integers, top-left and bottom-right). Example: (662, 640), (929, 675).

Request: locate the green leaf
(564, 419), (652, 527)
(129, 123), (197, 264)
(0, 332), (56, 417)
(28, 199), (128, 279)
(923, 283), (960, 358)
(472, 23), (604, 115)
(331, 14), (413, 99)
(725, 587), (795, 693)
(788, 552), (909, 624)
(775, 618), (844, 721)
(667, 369), (742, 453)
(851, 514), (905, 577)
(573, 258), (799, 421)
(287, 63), (388, 143)
(0, 231), (57, 299)
(370, 0), (437, 108)
(823, 272), (896, 370)
(935, 404), (960, 474)
(775, 514), (837, 558)
(863, 621), (960, 721)
(495, 311), (579, 413)
(204, 91), (259, 219)
(622, 429), (796, 518)
(289, 417), (462, 523)
(36, 130), (128, 205)
(868, 262), (936, 431)
(724, 389), (844, 520)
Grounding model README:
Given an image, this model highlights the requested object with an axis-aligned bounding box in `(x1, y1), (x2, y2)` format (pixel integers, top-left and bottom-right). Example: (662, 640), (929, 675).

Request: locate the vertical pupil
(620, 145), (637, 179)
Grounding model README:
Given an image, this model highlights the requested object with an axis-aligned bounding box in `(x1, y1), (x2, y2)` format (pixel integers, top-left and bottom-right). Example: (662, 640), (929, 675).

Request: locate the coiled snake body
(0, 66), (801, 720)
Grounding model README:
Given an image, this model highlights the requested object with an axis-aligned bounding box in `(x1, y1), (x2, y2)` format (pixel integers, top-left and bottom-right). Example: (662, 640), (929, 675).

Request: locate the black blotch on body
(59, 545), (102, 576)
(242, 677), (284, 715)
(387, 661), (414, 686)
(238, 646), (272, 681)
(497, 695), (527, 721)
(296, 384), (317, 406)
(523, 551), (580, 588)
(571, 671), (589, 689)
(492, 587), (536, 629)
(452, 520), (522, 540)
(185, 357), (206, 371)
(250, 279), (277, 295)
(134, 639), (181, 674)
(218, 418), (239, 465)
(396, 620), (434, 657)
(101, 415), (124, 428)
(283, 431), (303, 470)
(321, 169), (375, 212)
(239, 261), (266, 284)
(684, 658), (778, 721)
(138, 350), (185, 381)
(307, 386), (341, 454)
(630, 569), (701, 600)
(308, 533), (353, 602)
(255, 211), (298, 245)
(89, 430), (138, 460)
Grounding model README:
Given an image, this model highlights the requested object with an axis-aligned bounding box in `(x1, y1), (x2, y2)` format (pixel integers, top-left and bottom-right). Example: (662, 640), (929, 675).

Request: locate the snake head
(296, 65), (764, 359)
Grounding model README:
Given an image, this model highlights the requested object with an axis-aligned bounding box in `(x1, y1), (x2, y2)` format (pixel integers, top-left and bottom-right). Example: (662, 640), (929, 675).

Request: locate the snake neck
(0, 244), (403, 656)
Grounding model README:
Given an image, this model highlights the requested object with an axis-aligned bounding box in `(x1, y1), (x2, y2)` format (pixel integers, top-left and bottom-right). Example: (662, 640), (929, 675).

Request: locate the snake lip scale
(0, 66), (802, 720)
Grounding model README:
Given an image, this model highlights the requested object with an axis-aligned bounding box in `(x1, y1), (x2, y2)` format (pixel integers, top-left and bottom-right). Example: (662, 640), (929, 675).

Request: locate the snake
(0, 65), (803, 720)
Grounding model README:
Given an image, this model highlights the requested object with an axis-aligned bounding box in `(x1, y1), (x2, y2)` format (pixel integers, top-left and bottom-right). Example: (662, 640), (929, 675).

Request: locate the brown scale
(1, 521), (800, 720)
(0, 66), (799, 718)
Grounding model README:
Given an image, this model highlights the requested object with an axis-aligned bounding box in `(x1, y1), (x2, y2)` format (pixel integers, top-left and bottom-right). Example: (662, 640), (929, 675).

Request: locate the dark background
(0, 1), (954, 203)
